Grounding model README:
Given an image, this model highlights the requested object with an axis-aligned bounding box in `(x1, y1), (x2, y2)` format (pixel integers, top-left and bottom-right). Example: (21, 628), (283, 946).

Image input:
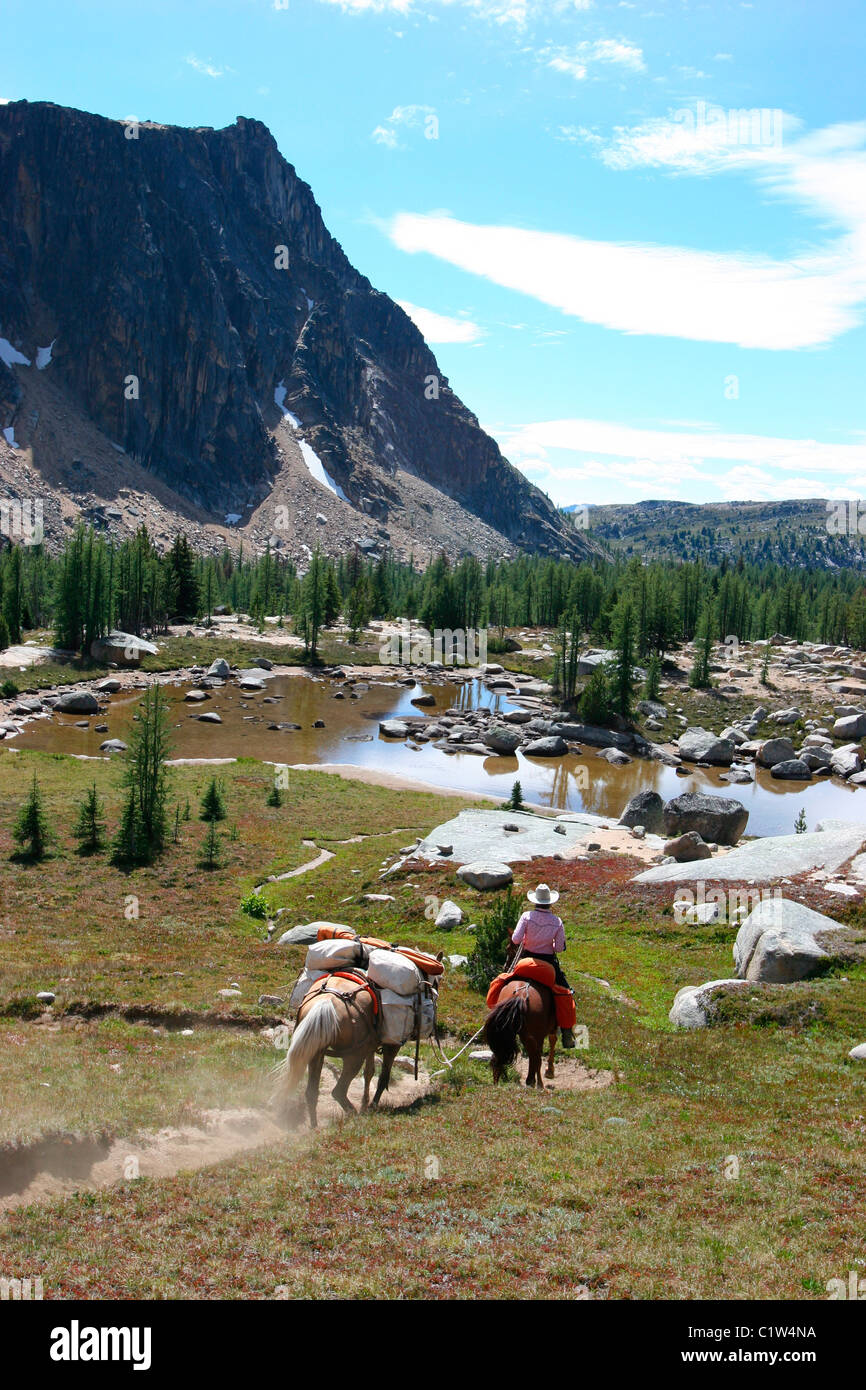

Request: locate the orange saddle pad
(486, 959), (576, 1030)
(316, 925), (358, 942)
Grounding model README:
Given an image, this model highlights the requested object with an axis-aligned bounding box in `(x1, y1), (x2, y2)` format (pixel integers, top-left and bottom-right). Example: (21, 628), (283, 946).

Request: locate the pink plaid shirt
(512, 908), (565, 954)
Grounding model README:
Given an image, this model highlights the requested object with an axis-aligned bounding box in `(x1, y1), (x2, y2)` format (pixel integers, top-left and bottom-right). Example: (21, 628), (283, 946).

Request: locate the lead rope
(429, 941), (525, 1076)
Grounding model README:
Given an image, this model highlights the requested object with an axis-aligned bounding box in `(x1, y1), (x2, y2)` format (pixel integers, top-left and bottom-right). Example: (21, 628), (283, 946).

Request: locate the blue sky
(3, 0), (865, 507)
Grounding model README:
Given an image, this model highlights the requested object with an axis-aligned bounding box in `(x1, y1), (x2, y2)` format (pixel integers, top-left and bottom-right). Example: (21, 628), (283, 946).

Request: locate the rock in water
(676, 728), (734, 765)
(770, 759), (812, 780)
(379, 719), (410, 737)
(523, 735), (568, 757)
(53, 691), (99, 714)
(757, 737), (796, 768)
(619, 790), (664, 833)
(662, 792), (748, 845)
(483, 724), (522, 755)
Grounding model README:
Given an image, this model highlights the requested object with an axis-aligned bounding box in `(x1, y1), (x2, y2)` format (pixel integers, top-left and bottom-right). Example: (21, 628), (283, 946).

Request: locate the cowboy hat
(527, 883), (559, 906)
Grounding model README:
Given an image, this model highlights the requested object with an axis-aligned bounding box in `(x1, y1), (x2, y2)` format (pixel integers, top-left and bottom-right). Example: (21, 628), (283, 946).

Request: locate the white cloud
(372, 104), (436, 149)
(545, 38), (645, 81)
(387, 121), (866, 349)
(397, 300), (484, 342)
(495, 417), (866, 503)
(316, 0), (590, 22)
(590, 106), (797, 172)
(500, 417), (866, 475)
(389, 209), (864, 349)
(185, 54), (229, 78)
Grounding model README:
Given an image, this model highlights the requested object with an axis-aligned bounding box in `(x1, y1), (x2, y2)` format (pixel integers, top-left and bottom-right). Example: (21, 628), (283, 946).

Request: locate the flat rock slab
(634, 822), (866, 886)
(416, 809), (601, 865)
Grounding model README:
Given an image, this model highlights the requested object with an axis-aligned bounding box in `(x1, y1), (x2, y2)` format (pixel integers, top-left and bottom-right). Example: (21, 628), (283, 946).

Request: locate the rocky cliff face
(0, 101), (586, 558)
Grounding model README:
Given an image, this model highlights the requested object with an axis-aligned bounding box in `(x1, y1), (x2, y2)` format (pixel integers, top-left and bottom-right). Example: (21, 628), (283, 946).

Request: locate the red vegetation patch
(514, 855), (643, 899)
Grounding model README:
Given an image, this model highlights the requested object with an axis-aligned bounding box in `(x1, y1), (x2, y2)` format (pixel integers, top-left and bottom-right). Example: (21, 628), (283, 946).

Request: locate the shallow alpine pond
(10, 670), (866, 838)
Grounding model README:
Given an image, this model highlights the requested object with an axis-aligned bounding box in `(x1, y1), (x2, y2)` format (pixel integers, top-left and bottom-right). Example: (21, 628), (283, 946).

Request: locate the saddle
(486, 958), (577, 1030)
(306, 969), (380, 1015)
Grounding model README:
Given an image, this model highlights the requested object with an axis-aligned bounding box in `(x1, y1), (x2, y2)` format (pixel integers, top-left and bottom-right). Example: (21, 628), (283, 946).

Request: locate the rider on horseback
(507, 884), (576, 1048)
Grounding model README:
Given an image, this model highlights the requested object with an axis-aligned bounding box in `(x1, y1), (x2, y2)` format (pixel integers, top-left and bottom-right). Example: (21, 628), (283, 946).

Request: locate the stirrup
(560, 1028), (576, 1048)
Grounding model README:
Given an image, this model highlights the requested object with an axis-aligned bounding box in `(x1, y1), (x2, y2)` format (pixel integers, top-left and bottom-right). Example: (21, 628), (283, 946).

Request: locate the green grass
(0, 751), (474, 1016)
(0, 1015), (276, 1146)
(1, 745), (865, 1299)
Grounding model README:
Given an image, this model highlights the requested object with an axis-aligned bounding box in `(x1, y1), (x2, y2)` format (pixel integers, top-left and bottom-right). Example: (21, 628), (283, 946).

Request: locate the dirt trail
(0, 1064), (432, 1213)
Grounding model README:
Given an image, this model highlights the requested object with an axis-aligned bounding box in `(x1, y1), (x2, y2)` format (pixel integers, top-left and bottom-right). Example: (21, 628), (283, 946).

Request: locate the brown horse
(485, 977), (558, 1088)
(271, 975), (399, 1127)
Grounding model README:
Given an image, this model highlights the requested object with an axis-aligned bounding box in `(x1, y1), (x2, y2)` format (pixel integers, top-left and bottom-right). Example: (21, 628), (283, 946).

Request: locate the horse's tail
(485, 991), (528, 1071)
(270, 994), (340, 1106)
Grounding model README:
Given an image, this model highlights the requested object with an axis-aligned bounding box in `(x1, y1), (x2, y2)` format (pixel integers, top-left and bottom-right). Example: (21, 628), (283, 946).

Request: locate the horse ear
(436, 951), (444, 961)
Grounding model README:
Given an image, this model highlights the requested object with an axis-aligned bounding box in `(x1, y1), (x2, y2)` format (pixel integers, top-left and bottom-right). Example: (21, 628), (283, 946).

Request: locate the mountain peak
(0, 100), (591, 562)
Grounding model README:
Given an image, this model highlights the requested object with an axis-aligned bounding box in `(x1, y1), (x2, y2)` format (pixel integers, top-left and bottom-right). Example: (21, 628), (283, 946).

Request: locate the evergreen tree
(580, 665), (612, 725)
(2, 545), (23, 644)
(13, 773), (52, 860)
(689, 606), (714, 688)
(112, 685), (172, 864)
(168, 535), (199, 619)
(345, 577), (372, 643)
(609, 598), (637, 718)
(297, 550), (328, 661)
(73, 782), (106, 853)
(323, 563), (342, 626)
(465, 888), (521, 993)
(643, 652), (662, 702)
(199, 776), (227, 822)
(198, 819), (222, 870)
(760, 643), (772, 685)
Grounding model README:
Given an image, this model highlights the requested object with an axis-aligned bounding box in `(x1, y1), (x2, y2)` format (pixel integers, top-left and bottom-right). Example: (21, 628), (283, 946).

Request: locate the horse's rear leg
(526, 1042), (543, 1088)
(361, 1050), (376, 1111)
(306, 1052), (325, 1128)
(545, 1031), (557, 1080)
(332, 1046), (369, 1115)
(371, 1044), (399, 1107)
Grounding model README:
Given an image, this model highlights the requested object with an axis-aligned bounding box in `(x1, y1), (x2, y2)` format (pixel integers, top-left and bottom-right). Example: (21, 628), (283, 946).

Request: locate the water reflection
(12, 671), (865, 838)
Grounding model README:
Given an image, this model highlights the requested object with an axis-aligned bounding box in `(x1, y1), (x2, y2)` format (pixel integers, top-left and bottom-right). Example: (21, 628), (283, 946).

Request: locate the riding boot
(560, 1027), (576, 1048)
